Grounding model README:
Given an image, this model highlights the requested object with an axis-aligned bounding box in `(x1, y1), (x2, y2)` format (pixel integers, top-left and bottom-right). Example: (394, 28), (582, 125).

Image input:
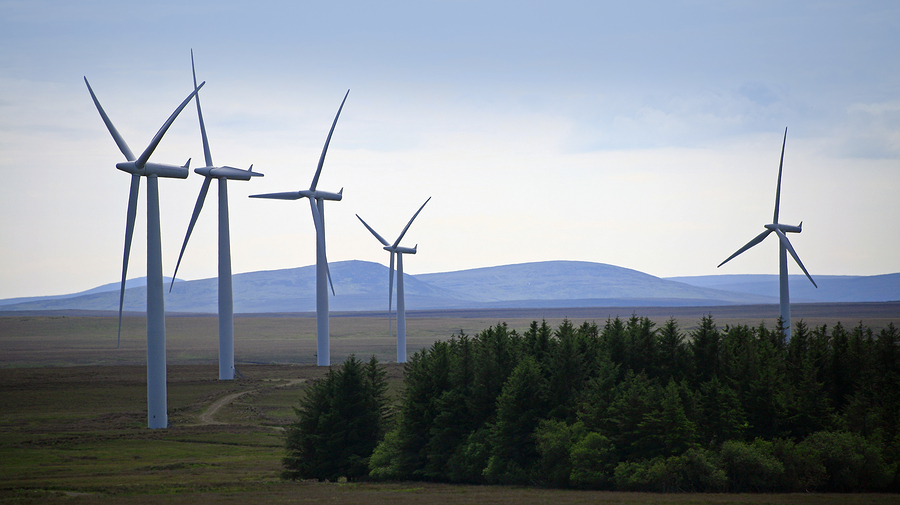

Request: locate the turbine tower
(250, 90), (349, 366)
(169, 51), (263, 380)
(356, 197), (431, 363)
(85, 77), (203, 428)
(717, 127), (817, 341)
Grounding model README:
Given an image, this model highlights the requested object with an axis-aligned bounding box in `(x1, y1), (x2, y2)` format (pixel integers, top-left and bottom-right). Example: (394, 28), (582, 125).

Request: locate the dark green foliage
(283, 355), (389, 481)
(697, 377), (745, 447)
(656, 318), (690, 382)
(534, 419), (585, 487)
(637, 379), (698, 458)
(569, 430), (616, 489)
(720, 440), (784, 492)
(690, 314), (720, 385)
(485, 355), (549, 483)
(613, 448), (726, 492)
(799, 431), (892, 491)
(370, 315), (900, 492)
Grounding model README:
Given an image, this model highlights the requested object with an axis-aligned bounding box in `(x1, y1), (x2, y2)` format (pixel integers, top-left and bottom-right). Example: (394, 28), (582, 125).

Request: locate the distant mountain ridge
(1, 260), (897, 314)
(665, 273), (900, 303)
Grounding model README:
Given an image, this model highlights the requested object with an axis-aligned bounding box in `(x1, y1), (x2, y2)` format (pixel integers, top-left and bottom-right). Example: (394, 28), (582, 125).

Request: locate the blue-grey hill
(0, 260), (779, 313)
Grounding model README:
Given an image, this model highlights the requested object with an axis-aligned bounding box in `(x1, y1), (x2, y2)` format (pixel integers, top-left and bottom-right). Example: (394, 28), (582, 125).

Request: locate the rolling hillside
(0, 260), (777, 313)
(666, 273), (900, 303)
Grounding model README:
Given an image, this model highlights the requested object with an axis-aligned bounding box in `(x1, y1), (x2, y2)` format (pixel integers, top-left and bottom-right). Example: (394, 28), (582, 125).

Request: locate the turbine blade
(389, 252), (394, 337)
(118, 174), (141, 347)
(135, 81), (206, 168)
(773, 228), (818, 288)
(356, 214), (390, 246)
(309, 199), (335, 296)
(773, 127), (787, 224)
(249, 191), (302, 200)
(169, 177), (212, 292)
(310, 89), (350, 191)
(326, 264), (335, 296)
(393, 196), (431, 248)
(717, 229), (772, 268)
(84, 77), (136, 162)
(191, 50), (214, 168)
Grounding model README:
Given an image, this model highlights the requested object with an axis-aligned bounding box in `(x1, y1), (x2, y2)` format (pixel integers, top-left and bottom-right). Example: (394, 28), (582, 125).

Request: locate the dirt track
(199, 378), (305, 425)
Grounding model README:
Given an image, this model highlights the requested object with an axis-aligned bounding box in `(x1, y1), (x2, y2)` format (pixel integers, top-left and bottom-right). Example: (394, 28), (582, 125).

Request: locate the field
(2, 304), (899, 503)
(3, 302), (899, 368)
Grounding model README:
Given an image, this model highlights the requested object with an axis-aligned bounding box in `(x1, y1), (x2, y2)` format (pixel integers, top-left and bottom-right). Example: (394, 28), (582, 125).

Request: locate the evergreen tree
(626, 315), (657, 376)
(637, 379), (698, 457)
(424, 336), (477, 479)
(656, 318), (690, 382)
(601, 371), (658, 461)
(697, 376), (746, 446)
(485, 355), (549, 482)
(283, 355), (388, 481)
(827, 322), (853, 411)
(547, 319), (587, 421)
(602, 316), (628, 373)
(393, 342), (454, 477)
(470, 323), (520, 428)
(690, 315), (720, 385)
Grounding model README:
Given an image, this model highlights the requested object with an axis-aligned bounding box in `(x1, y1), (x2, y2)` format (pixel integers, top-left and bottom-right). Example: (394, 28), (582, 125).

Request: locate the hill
(0, 260), (773, 313)
(666, 273), (900, 303)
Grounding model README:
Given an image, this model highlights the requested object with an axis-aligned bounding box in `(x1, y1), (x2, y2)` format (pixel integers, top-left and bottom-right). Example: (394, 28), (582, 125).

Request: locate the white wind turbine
(169, 51), (263, 380)
(85, 76), (203, 428)
(356, 197), (431, 363)
(250, 90), (349, 366)
(717, 127), (817, 341)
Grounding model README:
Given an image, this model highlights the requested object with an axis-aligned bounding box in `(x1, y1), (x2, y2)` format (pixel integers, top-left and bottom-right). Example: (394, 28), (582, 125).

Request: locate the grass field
(2, 302), (898, 368)
(1, 305), (899, 503)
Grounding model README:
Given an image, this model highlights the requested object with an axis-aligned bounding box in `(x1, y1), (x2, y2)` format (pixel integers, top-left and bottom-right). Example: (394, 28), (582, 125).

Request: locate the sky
(1, 0), (898, 300)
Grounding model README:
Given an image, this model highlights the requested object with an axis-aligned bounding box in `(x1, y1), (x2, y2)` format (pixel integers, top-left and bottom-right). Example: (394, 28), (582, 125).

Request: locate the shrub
(720, 439), (784, 491)
(799, 431), (891, 491)
(569, 431), (616, 489)
(613, 449), (726, 492)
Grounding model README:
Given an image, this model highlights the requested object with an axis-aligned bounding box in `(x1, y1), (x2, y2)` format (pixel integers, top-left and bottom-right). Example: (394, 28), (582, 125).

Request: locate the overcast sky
(1, 0), (898, 299)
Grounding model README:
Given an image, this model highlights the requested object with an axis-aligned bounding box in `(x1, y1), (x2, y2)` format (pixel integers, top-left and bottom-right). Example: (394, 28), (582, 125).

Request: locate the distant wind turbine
(85, 76), (202, 428)
(717, 127), (817, 341)
(250, 90), (349, 366)
(169, 51), (263, 380)
(357, 197), (431, 363)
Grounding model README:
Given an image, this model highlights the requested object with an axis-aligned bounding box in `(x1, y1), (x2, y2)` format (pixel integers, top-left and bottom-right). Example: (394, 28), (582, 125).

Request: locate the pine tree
(547, 319), (587, 421)
(690, 315), (720, 386)
(283, 355), (389, 481)
(657, 318), (690, 382)
(486, 355), (549, 482)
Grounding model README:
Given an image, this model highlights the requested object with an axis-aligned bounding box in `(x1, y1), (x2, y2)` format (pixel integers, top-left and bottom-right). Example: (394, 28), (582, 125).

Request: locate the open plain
(2, 303), (899, 503)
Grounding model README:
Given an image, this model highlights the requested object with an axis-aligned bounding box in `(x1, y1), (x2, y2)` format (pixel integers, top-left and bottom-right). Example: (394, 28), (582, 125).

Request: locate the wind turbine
(85, 76), (203, 428)
(356, 197), (431, 363)
(250, 90), (349, 366)
(168, 51), (263, 380)
(717, 127), (817, 341)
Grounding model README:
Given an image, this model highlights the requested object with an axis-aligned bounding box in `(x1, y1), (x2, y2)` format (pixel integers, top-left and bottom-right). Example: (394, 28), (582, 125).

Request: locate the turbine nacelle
(765, 223), (802, 234)
(385, 245), (418, 254)
(116, 160), (190, 179)
(299, 188), (343, 201)
(250, 188), (343, 201)
(194, 165), (264, 180)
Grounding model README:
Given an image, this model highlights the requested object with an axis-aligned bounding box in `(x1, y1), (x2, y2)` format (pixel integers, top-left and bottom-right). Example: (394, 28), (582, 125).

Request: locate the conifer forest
(285, 315), (900, 492)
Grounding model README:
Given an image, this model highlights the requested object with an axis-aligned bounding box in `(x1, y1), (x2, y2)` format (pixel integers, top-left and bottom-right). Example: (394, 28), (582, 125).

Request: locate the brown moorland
(2, 302), (898, 368)
(1, 304), (898, 503)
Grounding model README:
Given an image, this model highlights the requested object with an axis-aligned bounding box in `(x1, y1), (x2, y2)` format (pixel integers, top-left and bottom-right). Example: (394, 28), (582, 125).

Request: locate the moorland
(1, 304), (899, 503)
